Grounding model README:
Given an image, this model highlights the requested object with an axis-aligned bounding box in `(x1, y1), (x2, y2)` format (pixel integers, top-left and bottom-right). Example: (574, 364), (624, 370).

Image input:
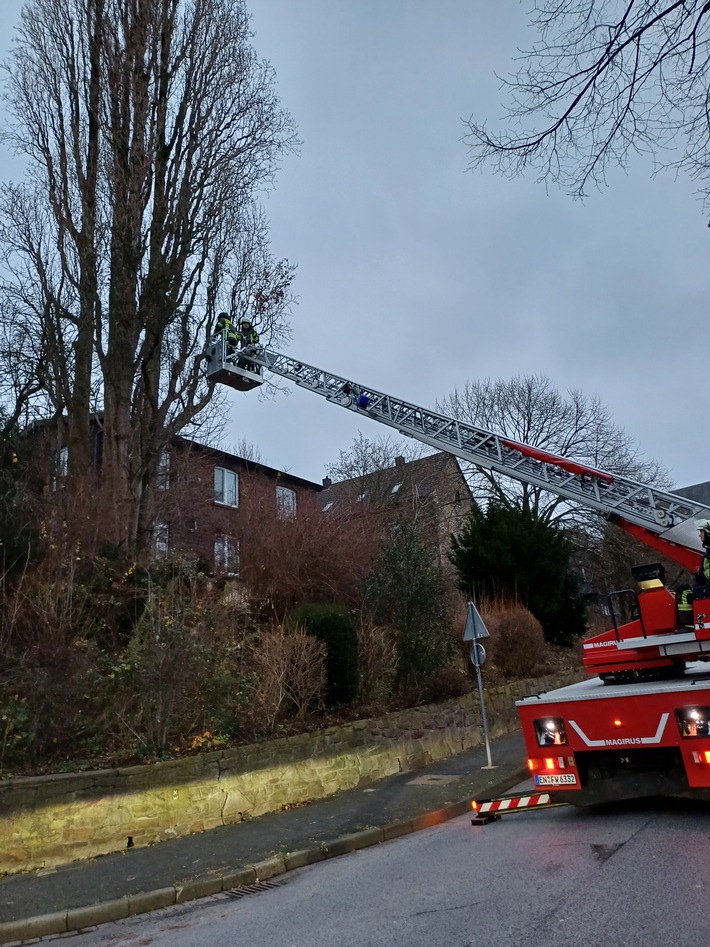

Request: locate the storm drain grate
(224, 880), (283, 900)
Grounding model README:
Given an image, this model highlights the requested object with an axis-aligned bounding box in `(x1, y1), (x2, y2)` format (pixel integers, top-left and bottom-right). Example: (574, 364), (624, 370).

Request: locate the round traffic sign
(470, 642), (486, 667)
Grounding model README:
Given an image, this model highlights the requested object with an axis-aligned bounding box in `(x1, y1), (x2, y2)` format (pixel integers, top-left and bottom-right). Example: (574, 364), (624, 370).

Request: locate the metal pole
(475, 659), (494, 769)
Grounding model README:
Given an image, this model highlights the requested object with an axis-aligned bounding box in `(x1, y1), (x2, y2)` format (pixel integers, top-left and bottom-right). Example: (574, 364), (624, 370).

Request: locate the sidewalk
(0, 731), (529, 944)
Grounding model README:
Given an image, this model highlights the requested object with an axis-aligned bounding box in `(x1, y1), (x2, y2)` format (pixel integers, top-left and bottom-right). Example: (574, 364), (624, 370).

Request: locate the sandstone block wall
(0, 671), (582, 874)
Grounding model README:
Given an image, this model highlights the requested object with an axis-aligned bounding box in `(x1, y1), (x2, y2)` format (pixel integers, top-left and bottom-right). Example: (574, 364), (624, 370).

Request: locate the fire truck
(205, 335), (710, 806)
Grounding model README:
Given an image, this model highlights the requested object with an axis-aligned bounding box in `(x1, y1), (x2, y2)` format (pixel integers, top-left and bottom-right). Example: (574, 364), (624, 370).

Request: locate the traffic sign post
(470, 642), (486, 668)
(464, 602), (495, 770)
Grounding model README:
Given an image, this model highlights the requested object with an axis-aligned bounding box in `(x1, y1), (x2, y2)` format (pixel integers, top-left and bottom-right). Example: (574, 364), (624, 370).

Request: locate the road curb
(0, 767), (527, 945)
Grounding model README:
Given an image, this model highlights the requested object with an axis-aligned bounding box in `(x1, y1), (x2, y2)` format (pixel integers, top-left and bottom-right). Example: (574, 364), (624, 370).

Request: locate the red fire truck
(205, 336), (710, 805)
(516, 666), (710, 805)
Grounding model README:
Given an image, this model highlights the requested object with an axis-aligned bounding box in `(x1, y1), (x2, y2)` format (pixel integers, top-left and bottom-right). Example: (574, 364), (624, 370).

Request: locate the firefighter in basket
(214, 312), (239, 358)
(239, 318), (260, 349)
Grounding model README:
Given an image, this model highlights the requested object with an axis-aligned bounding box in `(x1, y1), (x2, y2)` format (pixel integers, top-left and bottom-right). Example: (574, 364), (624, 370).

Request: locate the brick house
(28, 420), (323, 575)
(151, 437), (323, 575)
(30, 417), (472, 581)
(318, 451), (473, 578)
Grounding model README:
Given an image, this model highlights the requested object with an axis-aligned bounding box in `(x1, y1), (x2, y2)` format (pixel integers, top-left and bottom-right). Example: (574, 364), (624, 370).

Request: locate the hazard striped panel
(474, 793), (554, 814)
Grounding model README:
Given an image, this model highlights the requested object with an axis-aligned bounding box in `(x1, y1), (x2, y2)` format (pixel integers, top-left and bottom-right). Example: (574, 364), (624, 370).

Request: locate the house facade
(318, 451), (473, 577)
(152, 437), (323, 575)
(29, 417), (472, 583)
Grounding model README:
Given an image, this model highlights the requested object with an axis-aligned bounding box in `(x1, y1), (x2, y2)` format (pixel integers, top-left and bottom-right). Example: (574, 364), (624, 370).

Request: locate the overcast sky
(0, 1), (708, 491)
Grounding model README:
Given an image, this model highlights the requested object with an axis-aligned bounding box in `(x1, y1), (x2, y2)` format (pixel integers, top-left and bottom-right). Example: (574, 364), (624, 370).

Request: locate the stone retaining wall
(0, 672), (582, 875)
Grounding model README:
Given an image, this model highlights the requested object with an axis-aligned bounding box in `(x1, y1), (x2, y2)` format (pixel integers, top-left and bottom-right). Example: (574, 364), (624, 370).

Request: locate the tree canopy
(437, 373), (669, 529)
(451, 502), (587, 645)
(326, 432), (424, 478)
(464, 1), (710, 205)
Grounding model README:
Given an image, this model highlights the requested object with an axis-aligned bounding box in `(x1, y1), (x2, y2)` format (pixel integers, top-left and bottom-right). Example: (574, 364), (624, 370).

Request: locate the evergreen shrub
(287, 603), (359, 706)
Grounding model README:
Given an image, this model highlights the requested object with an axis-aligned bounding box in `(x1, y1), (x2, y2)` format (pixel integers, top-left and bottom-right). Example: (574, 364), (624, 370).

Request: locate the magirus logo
(568, 714), (669, 748)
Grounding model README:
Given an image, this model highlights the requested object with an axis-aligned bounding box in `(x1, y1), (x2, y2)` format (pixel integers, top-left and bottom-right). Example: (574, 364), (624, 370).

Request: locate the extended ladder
(204, 336), (709, 563)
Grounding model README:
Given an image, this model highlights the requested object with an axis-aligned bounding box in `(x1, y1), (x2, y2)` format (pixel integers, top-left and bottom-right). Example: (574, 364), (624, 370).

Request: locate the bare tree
(464, 2), (710, 203)
(325, 432), (429, 507)
(238, 480), (383, 618)
(227, 438), (264, 465)
(248, 625), (326, 728)
(0, 0), (297, 554)
(437, 373), (670, 528)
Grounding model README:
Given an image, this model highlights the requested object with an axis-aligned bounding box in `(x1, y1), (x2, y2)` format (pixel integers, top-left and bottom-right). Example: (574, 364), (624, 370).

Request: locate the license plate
(534, 773), (577, 786)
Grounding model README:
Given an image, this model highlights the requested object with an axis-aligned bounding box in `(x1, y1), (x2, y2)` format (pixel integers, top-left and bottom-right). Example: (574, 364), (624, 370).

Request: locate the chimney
(322, 476), (332, 488)
(394, 456), (405, 469)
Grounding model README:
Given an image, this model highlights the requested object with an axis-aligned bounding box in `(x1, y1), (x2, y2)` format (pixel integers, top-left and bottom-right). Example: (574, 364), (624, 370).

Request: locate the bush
(248, 625), (326, 729)
(482, 603), (548, 679)
(356, 618), (397, 705)
(363, 519), (455, 693)
(287, 603), (359, 706)
(423, 666), (471, 703)
(0, 555), (259, 772)
(112, 572), (227, 752)
(0, 556), (111, 770)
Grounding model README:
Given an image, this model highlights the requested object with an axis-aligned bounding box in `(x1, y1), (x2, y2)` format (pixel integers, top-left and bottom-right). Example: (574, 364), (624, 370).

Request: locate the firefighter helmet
(697, 519), (710, 547)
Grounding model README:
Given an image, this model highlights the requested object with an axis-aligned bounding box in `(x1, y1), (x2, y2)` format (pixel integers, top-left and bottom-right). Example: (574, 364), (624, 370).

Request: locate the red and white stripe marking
(475, 793), (552, 814)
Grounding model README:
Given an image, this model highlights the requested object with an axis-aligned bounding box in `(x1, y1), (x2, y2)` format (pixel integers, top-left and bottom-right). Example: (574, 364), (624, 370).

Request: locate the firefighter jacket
(216, 315), (238, 346)
(240, 327), (260, 346)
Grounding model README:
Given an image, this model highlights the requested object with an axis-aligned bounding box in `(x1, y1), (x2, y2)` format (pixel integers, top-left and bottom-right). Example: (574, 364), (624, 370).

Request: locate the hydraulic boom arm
(204, 336), (708, 567)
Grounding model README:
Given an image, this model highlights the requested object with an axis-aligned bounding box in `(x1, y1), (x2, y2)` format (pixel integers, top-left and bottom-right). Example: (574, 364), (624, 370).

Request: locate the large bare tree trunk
(0, 0), (297, 555)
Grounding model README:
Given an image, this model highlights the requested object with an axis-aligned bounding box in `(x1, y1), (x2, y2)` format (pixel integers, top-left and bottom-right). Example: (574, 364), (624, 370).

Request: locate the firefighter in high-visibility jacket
(698, 520), (710, 581)
(215, 312), (239, 357)
(239, 319), (260, 348)
(677, 520), (710, 628)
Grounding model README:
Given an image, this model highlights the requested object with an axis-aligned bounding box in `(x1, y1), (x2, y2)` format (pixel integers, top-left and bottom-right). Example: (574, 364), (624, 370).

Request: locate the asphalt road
(60, 791), (710, 947)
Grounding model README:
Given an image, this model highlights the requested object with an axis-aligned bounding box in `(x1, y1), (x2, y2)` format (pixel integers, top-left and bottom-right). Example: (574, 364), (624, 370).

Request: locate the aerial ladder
(205, 333), (710, 684)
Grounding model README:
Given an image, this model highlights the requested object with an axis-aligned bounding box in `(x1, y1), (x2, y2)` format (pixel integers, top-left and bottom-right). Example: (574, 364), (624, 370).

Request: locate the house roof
(174, 435), (324, 492)
(318, 451), (471, 512)
(674, 480), (710, 507)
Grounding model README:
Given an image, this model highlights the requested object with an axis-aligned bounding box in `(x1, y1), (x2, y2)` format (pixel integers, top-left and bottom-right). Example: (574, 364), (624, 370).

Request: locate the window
(52, 446), (69, 491)
(276, 485), (297, 520)
(157, 450), (170, 490)
(214, 534), (240, 574)
(676, 706), (710, 738)
(153, 521), (170, 559)
(214, 466), (239, 507)
(533, 717), (568, 747)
